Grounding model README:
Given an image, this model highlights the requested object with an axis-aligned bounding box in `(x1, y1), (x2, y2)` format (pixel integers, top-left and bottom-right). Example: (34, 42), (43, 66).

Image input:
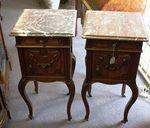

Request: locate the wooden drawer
(91, 51), (132, 80)
(86, 39), (142, 52)
(21, 48), (65, 76)
(16, 37), (70, 48)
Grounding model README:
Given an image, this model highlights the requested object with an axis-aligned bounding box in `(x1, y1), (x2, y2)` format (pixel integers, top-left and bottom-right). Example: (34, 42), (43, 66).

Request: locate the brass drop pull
(110, 43), (117, 64)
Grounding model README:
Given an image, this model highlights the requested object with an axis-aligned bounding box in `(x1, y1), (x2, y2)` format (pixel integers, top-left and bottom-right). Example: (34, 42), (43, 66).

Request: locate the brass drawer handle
(110, 43), (117, 64)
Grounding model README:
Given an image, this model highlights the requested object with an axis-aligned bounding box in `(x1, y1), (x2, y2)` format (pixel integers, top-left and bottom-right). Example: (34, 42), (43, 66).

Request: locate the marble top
(83, 11), (148, 41)
(10, 9), (77, 37)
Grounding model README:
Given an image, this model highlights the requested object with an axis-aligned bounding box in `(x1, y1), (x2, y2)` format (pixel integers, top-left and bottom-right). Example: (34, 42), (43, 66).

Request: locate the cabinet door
(92, 51), (132, 81)
(22, 48), (65, 77)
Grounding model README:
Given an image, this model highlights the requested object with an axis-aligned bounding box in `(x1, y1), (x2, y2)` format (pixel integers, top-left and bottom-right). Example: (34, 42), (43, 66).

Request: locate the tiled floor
(1, 0), (150, 128)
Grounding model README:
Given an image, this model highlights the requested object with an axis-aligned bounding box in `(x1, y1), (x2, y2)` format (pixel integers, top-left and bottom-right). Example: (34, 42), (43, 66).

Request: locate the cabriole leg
(65, 80), (75, 120)
(82, 80), (90, 121)
(121, 84), (126, 97)
(122, 81), (138, 123)
(88, 85), (92, 97)
(18, 78), (33, 119)
(34, 81), (38, 94)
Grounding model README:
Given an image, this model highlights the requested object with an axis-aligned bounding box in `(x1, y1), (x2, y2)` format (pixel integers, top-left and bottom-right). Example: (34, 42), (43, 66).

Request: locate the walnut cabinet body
(16, 36), (76, 120)
(82, 39), (142, 123)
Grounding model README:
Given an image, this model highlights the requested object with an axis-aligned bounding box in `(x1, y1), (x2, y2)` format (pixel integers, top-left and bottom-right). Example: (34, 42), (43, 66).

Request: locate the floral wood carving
(96, 54), (131, 71)
(28, 50), (60, 69)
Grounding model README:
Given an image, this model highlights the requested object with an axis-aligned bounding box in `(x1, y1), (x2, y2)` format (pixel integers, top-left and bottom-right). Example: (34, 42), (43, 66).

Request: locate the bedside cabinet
(11, 9), (77, 120)
(82, 11), (148, 123)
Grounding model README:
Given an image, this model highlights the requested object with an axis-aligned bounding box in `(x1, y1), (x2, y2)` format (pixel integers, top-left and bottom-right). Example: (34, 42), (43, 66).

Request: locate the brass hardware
(110, 43), (117, 64)
(110, 57), (115, 64)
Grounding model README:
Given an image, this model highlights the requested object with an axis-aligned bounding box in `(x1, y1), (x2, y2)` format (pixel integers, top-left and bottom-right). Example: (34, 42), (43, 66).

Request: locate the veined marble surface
(83, 11), (148, 41)
(11, 9), (77, 37)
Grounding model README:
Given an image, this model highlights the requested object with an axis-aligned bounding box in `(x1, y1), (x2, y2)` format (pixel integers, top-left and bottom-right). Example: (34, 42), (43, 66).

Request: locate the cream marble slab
(83, 11), (149, 41)
(43, 0), (60, 9)
(11, 9), (77, 37)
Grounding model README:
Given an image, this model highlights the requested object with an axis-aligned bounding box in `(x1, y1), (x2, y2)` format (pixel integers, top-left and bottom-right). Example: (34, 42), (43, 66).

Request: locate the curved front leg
(87, 85), (92, 97)
(81, 80), (90, 121)
(18, 78), (33, 119)
(72, 54), (76, 77)
(34, 81), (38, 94)
(121, 84), (126, 97)
(122, 81), (138, 123)
(0, 87), (11, 119)
(67, 54), (76, 96)
(65, 80), (75, 120)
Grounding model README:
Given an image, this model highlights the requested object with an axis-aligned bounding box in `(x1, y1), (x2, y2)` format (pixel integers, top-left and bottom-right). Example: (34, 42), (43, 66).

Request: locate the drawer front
(22, 48), (65, 76)
(92, 51), (132, 80)
(16, 37), (70, 47)
(86, 39), (142, 52)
